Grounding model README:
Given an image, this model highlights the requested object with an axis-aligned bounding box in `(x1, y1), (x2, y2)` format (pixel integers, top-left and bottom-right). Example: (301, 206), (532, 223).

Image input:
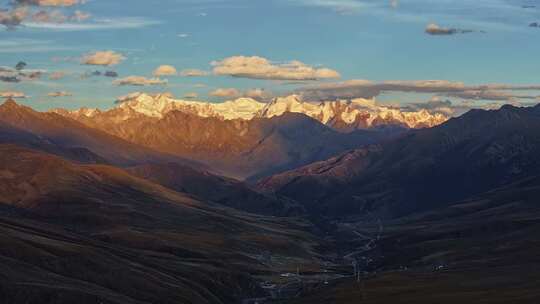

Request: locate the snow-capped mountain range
(51, 92), (448, 130)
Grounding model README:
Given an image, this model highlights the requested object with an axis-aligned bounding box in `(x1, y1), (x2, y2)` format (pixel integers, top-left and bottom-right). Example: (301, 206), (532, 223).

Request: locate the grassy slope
(0, 144), (323, 304)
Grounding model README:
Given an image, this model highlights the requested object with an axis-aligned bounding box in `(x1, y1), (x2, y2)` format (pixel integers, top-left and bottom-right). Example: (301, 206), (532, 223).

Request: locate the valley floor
(281, 264), (540, 304)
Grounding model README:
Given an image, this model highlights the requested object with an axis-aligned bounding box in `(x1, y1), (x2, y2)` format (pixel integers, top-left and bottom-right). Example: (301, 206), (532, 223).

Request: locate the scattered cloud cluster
(0, 7), (28, 29)
(0, 65), (44, 82)
(31, 9), (90, 23)
(1, 0), (90, 30)
(81, 70), (118, 79)
(212, 56), (340, 80)
(113, 76), (167, 86)
(299, 80), (540, 102)
(82, 51), (125, 66)
(4, 2), (538, 111)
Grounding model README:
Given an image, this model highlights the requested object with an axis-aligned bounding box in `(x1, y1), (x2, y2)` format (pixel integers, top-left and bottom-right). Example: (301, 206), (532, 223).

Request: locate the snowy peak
(50, 107), (101, 119)
(117, 92), (172, 118)
(114, 92), (265, 120)
(210, 98), (266, 120)
(261, 95), (327, 121)
(53, 93), (448, 130)
(259, 96), (448, 129)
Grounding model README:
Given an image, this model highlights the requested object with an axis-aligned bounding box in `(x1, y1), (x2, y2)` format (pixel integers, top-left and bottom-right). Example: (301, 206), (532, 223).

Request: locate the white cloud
(0, 91), (26, 98)
(183, 92), (198, 99)
(49, 71), (66, 80)
(116, 92), (143, 103)
(31, 9), (91, 24)
(300, 79), (540, 101)
(0, 38), (74, 53)
(15, 0), (83, 7)
(210, 88), (241, 98)
(210, 87), (273, 100)
(288, 0), (371, 13)
(153, 65), (177, 76)
(47, 91), (72, 97)
(425, 23), (474, 35)
(82, 50), (125, 66)
(23, 17), (159, 31)
(113, 76), (167, 86)
(71, 10), (90, 21)
(32, 10), (67, 23)
(212, 56), (340, 81)
(244, 88), (272, 100)
(446, 90), (538, 101)
(180, 69), (209, 77)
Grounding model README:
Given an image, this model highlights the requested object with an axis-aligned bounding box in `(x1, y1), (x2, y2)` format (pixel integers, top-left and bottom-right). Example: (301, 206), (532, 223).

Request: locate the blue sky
(1, 0), (540, 112)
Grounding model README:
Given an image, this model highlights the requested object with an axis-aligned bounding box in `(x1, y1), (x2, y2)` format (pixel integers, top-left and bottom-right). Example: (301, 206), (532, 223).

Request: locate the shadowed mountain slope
(57, 105), (389, 180)
(126, 163), (303, 216)
(259, 104), (540, 219)
(0, 119), (108, 164)
(0, 99), (202, 168)
(284, 175), (540, 303)
(0, 144), (323, 304)
(0, 100), (305, 216)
